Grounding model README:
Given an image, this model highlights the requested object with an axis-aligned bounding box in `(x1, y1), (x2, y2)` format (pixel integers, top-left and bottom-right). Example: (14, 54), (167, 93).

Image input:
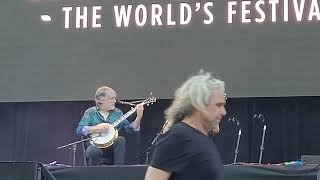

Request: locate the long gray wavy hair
(162, 71), (225, 133)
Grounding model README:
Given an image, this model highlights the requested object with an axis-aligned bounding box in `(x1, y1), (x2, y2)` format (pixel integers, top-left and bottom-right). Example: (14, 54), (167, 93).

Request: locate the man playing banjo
(76, 86), (144, 166)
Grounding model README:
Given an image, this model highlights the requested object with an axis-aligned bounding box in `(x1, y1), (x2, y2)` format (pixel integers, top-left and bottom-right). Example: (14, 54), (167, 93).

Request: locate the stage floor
(1, 162), (319, 180)
(49, 164), (320, 180)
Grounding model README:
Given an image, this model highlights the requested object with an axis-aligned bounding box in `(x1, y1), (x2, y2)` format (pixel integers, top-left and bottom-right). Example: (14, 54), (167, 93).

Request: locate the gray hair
(95, 86), (116, 106)
(163, 71), (225, 132)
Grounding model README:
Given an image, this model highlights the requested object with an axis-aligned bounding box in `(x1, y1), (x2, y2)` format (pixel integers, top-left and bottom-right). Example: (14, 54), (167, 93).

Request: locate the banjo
(90, 95), (156, 149)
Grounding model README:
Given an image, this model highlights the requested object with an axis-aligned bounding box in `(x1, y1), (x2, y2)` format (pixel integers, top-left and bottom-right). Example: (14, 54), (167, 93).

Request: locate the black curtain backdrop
(1, 97), (320, 165)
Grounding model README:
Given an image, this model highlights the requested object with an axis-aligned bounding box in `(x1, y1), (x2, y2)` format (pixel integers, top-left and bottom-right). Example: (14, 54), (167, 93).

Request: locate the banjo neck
(111, 95), (156, 128)
(111, 107), (137, 128)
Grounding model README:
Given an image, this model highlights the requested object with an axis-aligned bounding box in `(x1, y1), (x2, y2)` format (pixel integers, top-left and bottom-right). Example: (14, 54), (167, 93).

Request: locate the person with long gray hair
(76, 86), (144, 166)
(144, 71), (227, 180)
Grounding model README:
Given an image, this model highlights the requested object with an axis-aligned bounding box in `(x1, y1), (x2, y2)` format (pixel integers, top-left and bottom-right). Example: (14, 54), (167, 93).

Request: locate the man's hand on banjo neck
(131, 103), (144, 129)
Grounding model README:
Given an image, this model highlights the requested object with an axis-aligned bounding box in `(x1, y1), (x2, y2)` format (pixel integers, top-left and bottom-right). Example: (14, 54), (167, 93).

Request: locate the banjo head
(90, 124), (119, 149)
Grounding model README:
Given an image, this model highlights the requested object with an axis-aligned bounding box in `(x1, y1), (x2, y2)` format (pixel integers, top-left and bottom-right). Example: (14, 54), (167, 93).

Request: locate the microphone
(235, 119), (240, 126)
(228, 117), (240, 126)
(258, 114), (265, 123)
(258, 114), (264, 119)
(116, 100), (135, 106)
(254, 113), (266, 123)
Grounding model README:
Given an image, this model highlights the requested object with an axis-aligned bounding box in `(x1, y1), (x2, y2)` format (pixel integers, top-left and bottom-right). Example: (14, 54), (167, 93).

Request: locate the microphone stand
(228, 117), (242, 164)
(233, 129), (242, 164)
(57, 136), (94, 166)
(145, 121), (168, 164)
(259, 125), (267, 164)
(145, 132), (162, 164)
